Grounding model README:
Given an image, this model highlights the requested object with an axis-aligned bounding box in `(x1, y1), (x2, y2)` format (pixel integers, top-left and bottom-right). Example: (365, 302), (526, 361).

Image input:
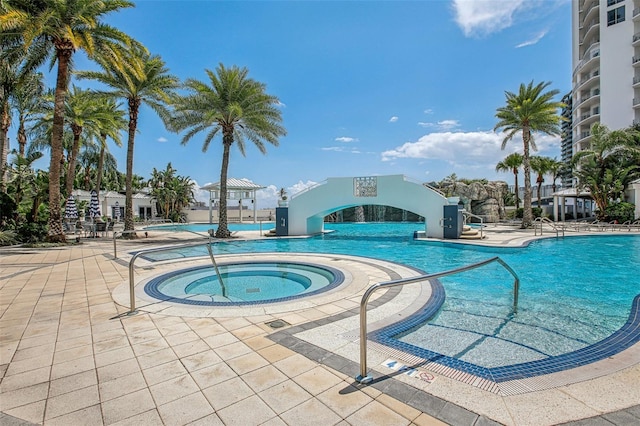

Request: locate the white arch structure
(287, 175), (448, 238)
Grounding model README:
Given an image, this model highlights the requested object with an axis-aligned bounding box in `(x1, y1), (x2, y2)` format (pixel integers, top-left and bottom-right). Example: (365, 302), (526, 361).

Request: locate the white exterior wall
(287, 175), (448, 238)
(599, 2), (635, 129)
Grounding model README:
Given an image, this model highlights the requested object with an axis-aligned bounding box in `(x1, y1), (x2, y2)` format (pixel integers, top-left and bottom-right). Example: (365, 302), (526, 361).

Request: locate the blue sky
(14, 0), (572, 208)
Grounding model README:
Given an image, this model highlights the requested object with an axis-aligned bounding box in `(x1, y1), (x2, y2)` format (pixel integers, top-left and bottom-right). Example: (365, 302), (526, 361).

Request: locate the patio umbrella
(64, 195), (78, 220)
(89, 190), (101, 220)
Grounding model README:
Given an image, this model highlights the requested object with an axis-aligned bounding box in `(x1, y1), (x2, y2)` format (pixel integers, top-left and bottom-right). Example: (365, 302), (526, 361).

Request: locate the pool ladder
(126, 239), (225, 314)
(355, 256), (520, 384)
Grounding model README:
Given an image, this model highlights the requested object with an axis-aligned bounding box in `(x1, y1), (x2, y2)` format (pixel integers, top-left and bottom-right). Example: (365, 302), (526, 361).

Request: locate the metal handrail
(126, 240), (224, 314)
(462, 211), (484, 239)
(534, 217), (565, 238)
(355, 256), (520, 384)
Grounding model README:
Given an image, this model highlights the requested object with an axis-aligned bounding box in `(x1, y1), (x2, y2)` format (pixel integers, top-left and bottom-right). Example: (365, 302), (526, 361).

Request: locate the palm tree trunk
(96, 134), (106, 198)
(216, 133), (233, 238)
(1, 106), (11, 192)
(65, 128), (82, 197)
(47, 46), (73, 242)
(513, 170), (520, 210)
(124, 99), (140, 235)
(521, 127), (533, 228)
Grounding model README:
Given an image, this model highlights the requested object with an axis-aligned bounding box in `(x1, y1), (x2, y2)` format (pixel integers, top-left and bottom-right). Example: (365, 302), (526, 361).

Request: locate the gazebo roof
(201, 178), (265, 191)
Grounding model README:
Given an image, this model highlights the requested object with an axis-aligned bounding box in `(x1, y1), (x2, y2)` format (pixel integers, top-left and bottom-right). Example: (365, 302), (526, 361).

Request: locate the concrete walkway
(1, 225), (639, 425)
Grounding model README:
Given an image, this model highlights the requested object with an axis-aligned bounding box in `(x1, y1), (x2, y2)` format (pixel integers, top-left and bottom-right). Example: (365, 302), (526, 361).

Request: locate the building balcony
(580, 4), (599, 30)
(634, 98), (640, 109)
(634, 56), (640, 67)
(634, 32), (640, 46)
(576, 111), (600, 128)
(634, 7), (640, 22)
(577, 71), (599, 91)
(634, 76), (640, 88)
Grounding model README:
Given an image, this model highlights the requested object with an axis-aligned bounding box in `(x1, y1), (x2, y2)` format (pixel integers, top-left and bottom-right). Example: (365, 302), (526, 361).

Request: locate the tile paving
(1, 226), (639, 425)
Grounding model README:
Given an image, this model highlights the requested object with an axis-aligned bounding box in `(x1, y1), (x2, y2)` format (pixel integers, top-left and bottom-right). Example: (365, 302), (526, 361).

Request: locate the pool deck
(1, 224), (639, 426)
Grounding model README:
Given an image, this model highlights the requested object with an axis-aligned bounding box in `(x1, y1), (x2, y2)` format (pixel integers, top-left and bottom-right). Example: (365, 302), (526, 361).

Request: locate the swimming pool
(140, 222), (640, 373)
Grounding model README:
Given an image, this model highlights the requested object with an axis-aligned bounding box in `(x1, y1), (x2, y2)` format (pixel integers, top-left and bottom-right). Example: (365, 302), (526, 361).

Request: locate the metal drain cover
(246, 288), (260, 293)
(266, 319), (290, 329)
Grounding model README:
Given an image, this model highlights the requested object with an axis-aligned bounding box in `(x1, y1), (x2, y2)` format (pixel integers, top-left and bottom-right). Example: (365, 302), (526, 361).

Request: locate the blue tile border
(143, 260), (345, 306)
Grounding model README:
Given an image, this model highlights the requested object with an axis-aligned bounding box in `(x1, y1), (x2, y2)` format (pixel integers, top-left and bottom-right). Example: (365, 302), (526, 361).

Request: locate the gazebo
(552, 188), (595, 221)
(201, 178), (266, 224)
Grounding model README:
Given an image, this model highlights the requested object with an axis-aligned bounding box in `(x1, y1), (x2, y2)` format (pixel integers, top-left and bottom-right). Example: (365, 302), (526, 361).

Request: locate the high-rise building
(560, 92), (574, 187)
(571, 0), (639, 155)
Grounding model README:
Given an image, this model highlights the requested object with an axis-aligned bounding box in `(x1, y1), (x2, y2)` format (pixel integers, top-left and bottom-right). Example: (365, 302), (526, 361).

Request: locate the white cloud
(322, 146), (345, 152)
(389, 116), (399, 123)
(515, 29), (548, 48)
(417, 119), (461, 131)
(335, 136), (358, 143)
(157, 137), (168, 143)
(423, 108), (434, 115)
(381, 130), (560, 168)
(452, 0), (526, 37)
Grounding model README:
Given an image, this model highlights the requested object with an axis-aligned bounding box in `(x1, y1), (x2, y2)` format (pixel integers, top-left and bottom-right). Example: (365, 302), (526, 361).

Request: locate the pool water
(145, 262), (342, 305)
(141, 222), (640, 368)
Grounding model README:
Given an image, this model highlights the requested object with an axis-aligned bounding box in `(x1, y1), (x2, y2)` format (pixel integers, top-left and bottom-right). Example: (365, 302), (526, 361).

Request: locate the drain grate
(266, 319), (290, 329)
(246, 288), (260, 293)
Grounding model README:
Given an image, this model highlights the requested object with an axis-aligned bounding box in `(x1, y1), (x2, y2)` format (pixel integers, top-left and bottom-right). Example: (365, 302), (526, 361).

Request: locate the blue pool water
(141, 222), (640, 370)
(145, 262), (342, 305)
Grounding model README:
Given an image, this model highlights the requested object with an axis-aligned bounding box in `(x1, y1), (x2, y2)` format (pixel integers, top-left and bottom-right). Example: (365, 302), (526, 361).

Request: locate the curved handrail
(462, 211), (484, 239)
(126, 240), (225, 314)
(534, 217), (565, 238)
(355, 256), (520, 384)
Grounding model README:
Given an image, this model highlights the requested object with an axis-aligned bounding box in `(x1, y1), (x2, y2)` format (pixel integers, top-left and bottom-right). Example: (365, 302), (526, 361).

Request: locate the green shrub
(604, 202), (635, 223)
(515, 207), (543, 219)
(0, 229), (18, 246)
(16, 221), (49, 244)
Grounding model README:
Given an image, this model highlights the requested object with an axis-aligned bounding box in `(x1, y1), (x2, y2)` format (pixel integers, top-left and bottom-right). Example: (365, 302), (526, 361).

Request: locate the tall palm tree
(1, 0), (136, 241)
(62, 85), (102, 196)
(170, 64), (286, 238)
(495, 152), (523, 209)
(91, 96), (125, 199)
(494, 81), (564, 228)
(76, 47), (179, 233)
(11, 71), (46, 156)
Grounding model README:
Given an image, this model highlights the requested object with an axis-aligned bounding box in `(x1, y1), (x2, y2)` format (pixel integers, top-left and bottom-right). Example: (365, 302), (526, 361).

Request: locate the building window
(606, 0), (623, 6)
(607, 6), (625, 26)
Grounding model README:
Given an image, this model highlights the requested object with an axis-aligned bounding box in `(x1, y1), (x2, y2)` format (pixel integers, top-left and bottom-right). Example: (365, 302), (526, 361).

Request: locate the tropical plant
(495, 152), (523, 209)
(494, 81), (565, 228)
(170, 64), (286, 238)
(149, 163), (194, 221)
(76, 47), (179, 233)
(1, 0), (137, 242)
(11, 71), (46, 156)
(572, 123), (640, 216)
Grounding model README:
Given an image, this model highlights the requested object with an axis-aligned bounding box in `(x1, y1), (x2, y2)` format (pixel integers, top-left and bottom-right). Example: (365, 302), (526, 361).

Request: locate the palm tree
(530, 156), (554, 207)
(11, 71), (46, 156)
(494, 81), (564, 228)
(495, 152), (523, 209)
(1, 0), (136, 242)
(76, 47), (179, 233)
(62, 86), (102, 196)
(547, 157), (565, 193)
(170, 64), (286, 238)
(92, 97), (126, 199)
